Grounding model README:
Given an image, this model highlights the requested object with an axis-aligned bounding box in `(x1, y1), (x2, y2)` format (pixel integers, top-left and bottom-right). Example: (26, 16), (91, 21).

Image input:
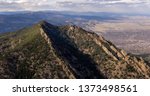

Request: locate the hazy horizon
(0, 0), (150, 14)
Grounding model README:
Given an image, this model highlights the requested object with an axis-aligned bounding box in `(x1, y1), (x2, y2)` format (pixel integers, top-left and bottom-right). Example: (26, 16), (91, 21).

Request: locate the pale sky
(0, 0), (150, 14)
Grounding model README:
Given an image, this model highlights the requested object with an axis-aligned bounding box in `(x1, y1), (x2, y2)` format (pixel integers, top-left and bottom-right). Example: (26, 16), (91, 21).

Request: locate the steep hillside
(0, 21), (150, 79)
(138, 54), (150, 67)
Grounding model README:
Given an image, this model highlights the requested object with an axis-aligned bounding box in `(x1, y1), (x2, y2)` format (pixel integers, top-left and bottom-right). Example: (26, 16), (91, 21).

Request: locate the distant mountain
(0, 21), (150, 79)
(0, 11), (124, 33)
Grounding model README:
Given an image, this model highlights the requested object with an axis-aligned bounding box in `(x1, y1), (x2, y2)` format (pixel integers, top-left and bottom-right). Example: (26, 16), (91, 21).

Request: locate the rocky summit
(0, 21), (150, 79)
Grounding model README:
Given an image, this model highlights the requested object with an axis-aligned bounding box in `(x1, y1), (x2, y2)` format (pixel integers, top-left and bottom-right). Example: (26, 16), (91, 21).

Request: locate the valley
(84, 16), (150, 54)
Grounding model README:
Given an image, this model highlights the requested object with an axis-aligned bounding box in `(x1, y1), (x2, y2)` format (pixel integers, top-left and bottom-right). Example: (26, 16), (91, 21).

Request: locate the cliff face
(0, 21), (150, 79)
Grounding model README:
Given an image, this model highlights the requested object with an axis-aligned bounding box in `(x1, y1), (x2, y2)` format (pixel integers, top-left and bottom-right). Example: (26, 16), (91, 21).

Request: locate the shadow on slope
(41, 22), (105, 79)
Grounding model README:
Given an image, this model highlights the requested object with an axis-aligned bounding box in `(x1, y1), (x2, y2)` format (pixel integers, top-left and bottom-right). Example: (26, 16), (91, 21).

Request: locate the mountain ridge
(0, 21), (150, 79)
